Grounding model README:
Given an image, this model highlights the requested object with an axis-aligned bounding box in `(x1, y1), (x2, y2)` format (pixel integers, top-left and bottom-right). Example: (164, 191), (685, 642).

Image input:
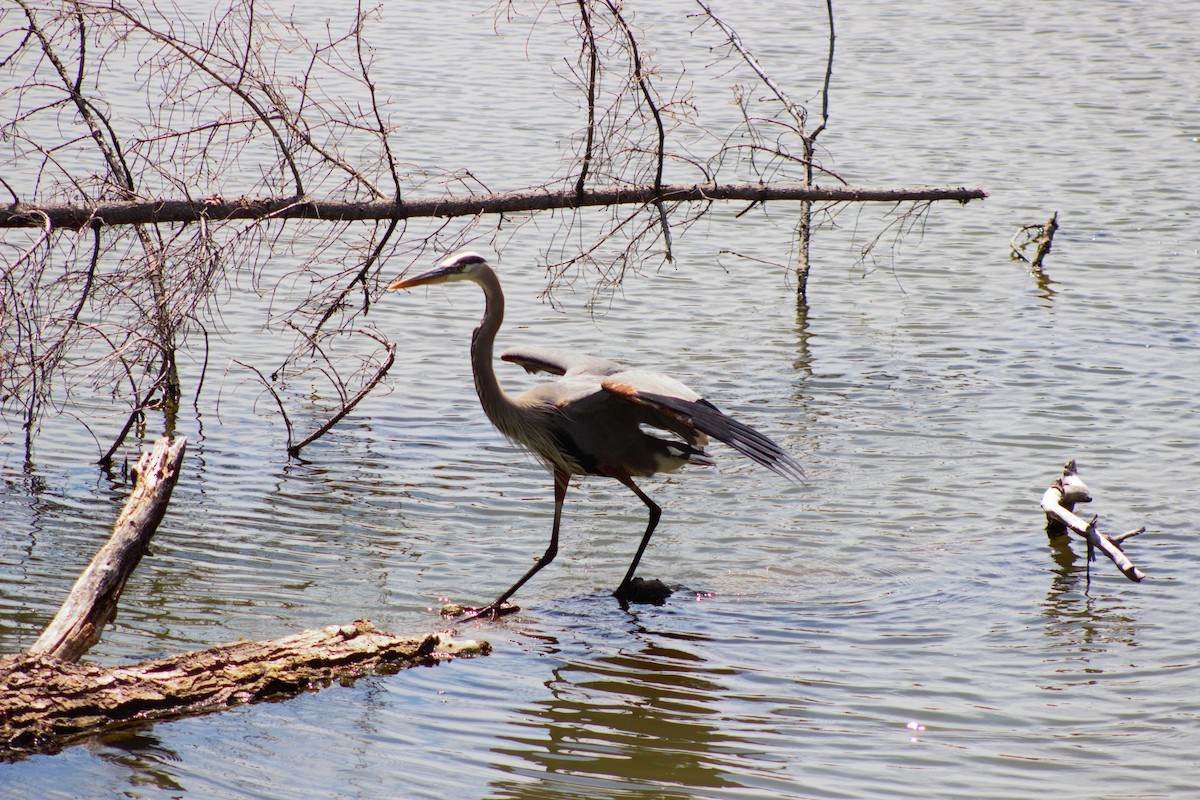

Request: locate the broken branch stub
(1011, 211), (1059, 271)
(28, 436), (188, 661)
(1040, 459), (1146, 582)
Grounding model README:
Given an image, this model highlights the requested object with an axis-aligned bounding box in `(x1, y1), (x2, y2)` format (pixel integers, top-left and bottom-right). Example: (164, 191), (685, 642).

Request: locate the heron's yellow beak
(387, 265), (453, 291)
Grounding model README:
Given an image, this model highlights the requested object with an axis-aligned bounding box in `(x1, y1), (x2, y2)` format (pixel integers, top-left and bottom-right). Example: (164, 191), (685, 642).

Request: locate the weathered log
(5, 436), (492, 760)
(1, 621), (489, 759)
(28, 436), (188, 661)
(1040, 459), (1145, 582)
(0, 182), (989, 230)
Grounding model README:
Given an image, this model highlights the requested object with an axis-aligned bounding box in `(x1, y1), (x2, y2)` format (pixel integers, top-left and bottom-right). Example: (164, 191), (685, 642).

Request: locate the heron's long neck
(470, 267), (524, 437)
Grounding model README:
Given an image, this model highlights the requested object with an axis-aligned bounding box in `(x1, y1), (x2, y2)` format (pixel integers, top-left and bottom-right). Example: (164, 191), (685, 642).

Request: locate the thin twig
(102, 3), (305, 197)
(289, 342), (396, 457)
(573, 0), (599, 200)
(235, 359), (295, 451)
(98, 368), (172, 468)
(605, 0), (672, 260)
(311, 218), (402, 338)
(810, 0), (835, 142)
(695, 0), (807, 134)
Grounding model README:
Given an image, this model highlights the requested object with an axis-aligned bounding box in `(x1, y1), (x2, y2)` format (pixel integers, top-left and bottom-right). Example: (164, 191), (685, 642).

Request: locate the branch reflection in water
(1042, 539), (1140, 684)
(489, 619), (757, 799)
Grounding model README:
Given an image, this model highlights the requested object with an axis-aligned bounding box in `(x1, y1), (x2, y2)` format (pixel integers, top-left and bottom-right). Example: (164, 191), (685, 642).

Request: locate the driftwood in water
(28, 436), (188, 662)
(1, 621), (488, 758)
(4, 436), (490, 759)
(1040, 459), (1145, 582)
(1011, 212), (1059, 271)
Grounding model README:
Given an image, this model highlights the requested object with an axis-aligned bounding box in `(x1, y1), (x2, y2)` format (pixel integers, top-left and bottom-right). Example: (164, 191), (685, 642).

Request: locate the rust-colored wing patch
(601, 380), (695, 429)
(600, 380), (641, 401)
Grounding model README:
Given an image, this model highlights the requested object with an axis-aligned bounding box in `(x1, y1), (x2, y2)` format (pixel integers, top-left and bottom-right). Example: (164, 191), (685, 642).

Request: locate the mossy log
(1, 621), (488, 759)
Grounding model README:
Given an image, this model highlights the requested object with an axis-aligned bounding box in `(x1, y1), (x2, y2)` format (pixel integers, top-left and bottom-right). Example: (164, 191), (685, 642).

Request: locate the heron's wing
(599, 372), (806, 484)
(501, 346), (623, 377)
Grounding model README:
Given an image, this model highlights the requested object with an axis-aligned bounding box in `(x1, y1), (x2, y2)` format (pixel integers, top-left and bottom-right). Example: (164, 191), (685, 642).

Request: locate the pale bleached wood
(27, 436), (187, 662)
(1041, 460), (1145, 582)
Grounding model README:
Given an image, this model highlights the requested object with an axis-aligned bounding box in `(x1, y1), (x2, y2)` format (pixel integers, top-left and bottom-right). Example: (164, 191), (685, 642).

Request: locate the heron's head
(387, 251), (491, 291)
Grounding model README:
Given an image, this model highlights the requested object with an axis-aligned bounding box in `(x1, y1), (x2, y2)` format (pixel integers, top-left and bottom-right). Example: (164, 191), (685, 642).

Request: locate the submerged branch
(288, 342), (396, 457)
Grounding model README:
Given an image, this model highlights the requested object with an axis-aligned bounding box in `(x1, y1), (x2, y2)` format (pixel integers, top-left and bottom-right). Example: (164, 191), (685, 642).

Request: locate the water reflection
(793, 294), (815, 378)
(489, 622), (757, 799)
(1041, 537), (1139, 661)
(1031, 265), (1058, 304)
(88, 730), (185, 793)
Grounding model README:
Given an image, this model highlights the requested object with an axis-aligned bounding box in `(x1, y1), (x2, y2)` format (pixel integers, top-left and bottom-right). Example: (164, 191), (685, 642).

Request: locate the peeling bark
(1, 621), (489, 759)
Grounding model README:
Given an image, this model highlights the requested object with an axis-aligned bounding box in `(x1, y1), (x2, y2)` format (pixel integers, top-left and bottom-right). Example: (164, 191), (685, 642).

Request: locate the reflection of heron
(389, 252), (804, 619)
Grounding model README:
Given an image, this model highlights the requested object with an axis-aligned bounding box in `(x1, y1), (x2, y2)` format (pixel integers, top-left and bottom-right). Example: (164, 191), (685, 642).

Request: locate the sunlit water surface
(3, 2), (1199, 798)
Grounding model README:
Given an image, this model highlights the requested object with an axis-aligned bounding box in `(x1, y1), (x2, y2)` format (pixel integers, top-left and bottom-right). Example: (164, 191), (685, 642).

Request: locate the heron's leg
(464, 470), (569, 621)
(612, 475), (663, 598)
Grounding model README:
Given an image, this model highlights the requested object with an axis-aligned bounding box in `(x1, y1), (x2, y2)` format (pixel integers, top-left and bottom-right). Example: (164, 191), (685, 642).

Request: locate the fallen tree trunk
(1040, 459), (1146, 582)
(1, 182), (989, 230)
(29, 436), (188, 662)
(6, 436), (491, 759)
(1, 621), (488, 759)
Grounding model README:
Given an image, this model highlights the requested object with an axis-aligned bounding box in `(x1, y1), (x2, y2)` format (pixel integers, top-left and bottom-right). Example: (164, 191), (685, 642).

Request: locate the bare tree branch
(1, 183), (986, 229)
(289, 340), (396, 457)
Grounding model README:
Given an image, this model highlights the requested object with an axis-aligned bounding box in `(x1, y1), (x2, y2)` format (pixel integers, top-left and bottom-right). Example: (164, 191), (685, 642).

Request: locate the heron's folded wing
(501, 346), (623, 377)
(599, 377), (805, 484)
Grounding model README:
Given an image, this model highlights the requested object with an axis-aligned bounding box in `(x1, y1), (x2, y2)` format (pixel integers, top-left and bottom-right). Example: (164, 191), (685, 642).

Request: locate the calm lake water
(3, 2), (1199, 798)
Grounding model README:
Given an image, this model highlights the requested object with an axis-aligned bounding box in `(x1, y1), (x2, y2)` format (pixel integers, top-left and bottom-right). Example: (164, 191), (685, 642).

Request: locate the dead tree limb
(1030, 212), (1058, 270)
(1040, 459), (1146, 583)
(1011, 211), (1059, 271)
(1, 621), (488, 759)
(289, 341), (397, 457)
(0, 183), (989, 230)
(28, 436), (188, 662)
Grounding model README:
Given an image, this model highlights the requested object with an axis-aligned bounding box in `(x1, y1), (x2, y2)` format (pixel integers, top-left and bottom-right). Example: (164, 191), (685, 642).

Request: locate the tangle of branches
(0, 1), (978, 461)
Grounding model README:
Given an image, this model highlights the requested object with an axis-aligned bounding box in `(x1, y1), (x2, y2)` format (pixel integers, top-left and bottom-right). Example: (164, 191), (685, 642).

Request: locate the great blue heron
(389, 251), (803, 619)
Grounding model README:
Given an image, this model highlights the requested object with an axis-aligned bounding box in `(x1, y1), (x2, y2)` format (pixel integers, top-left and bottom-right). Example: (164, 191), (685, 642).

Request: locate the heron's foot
(613, 577), (672, 606)
(457, 601), (520, 622)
